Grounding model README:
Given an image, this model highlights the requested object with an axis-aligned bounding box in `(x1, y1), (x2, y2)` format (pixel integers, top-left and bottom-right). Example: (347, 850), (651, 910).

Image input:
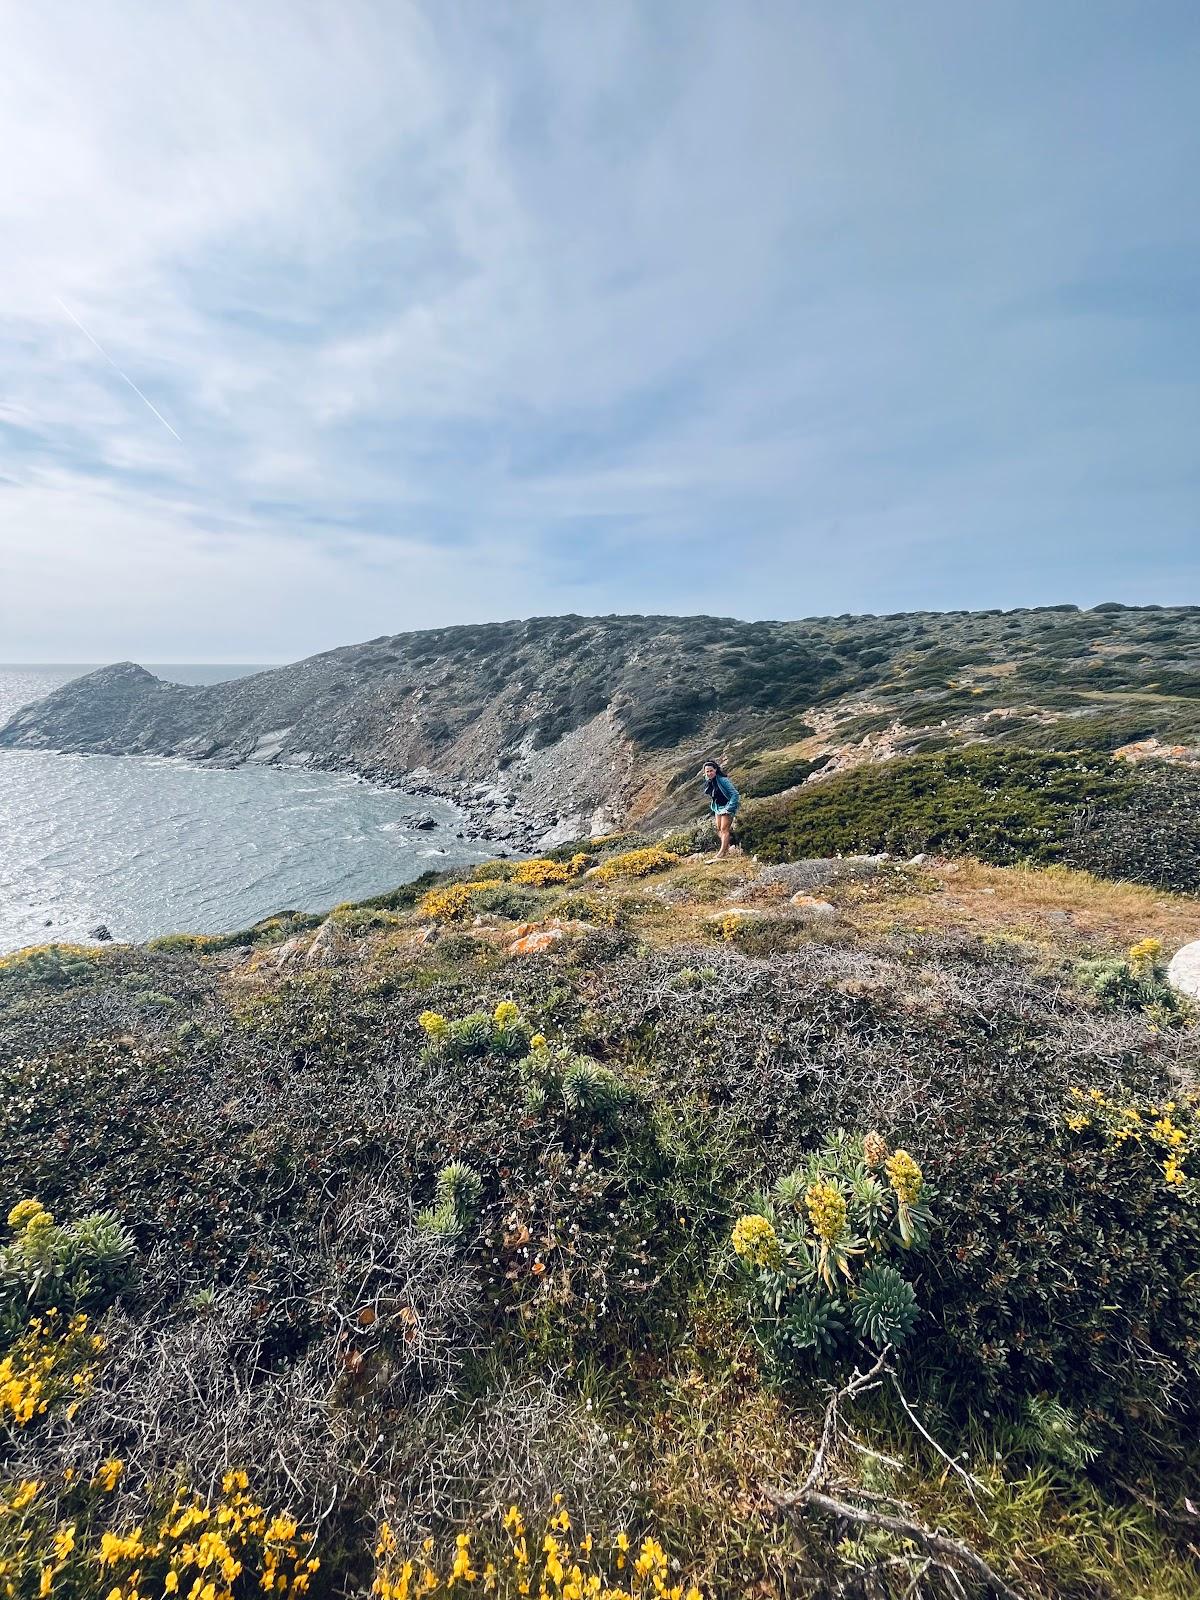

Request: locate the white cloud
(0, 0), (1196, 659)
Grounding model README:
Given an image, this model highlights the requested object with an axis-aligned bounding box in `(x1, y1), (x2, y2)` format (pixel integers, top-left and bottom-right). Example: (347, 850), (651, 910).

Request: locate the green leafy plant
(731, 1130), (932, 1368)
(417, 1162), (483, 1238)
(0, 1199), (137, 1337)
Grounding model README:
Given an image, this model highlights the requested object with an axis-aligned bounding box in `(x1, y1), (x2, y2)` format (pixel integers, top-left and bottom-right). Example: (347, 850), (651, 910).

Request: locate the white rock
(1168, 940), (1200, 1001)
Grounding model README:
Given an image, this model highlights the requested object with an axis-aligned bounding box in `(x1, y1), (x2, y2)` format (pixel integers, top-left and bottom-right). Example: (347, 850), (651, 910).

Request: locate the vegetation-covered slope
(2, 838), (1198, 1598)
(2, 605), (1198, 843)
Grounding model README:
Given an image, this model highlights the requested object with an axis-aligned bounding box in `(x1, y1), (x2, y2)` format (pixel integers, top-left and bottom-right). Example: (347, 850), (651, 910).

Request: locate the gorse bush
(0, 1466), (318, 1600)
(591, 848), (679, 883)
(372, 1501), (704, 1599)
(0, 1310), (103, 1428)
(732, 1130), (932, 1367)
(1, 1200), (136, 1338)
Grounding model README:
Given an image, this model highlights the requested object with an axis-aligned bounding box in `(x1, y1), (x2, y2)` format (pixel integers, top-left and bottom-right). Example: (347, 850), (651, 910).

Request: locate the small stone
(907, 853), (929, 866)
(89, 924), (114, 942)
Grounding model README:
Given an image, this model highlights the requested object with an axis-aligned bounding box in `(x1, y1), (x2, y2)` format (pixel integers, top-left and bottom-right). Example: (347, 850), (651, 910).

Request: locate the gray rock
(1168, 940), (1200, 1001)
(789, 894), (838, 918)
(306, 916), (352, 967)
(89, 924), (114, 942)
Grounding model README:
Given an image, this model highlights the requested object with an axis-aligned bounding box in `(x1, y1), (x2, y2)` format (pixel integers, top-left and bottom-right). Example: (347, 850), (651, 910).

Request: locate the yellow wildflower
(885, 1149), (923, 1207)
(97, 1459), (125, 1492)
(7, 1198), (50, 1231)
(805, 1181), (848, 1244)
(1164, 1158), (1186, 1187)
(530, 1034), (547, 1050)
(493, 1000), (521, 1028)
(731, 1213), (781, 1270)
(419, 1011), (449, 1037)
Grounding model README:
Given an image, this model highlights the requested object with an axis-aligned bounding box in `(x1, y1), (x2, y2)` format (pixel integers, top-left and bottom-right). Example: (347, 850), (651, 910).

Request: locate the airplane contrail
(55, 295), (182, 443)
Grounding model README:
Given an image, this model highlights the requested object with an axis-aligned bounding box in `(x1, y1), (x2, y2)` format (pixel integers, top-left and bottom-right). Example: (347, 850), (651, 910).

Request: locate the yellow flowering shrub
(0, 1314), (102, 1429)
(0, 1466), (317, 1600)
(371, 1501), (703, 1600)
(418, 881), (505, 921)
(0, 944), (99, 974)
(513, 859), (572, 887)
(1065, 1087), (1197, 1189)
(591, 848), (679, 883)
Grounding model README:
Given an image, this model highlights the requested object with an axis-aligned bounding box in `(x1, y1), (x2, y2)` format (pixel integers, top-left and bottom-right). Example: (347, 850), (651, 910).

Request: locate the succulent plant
(850, 1262), (919, 1348)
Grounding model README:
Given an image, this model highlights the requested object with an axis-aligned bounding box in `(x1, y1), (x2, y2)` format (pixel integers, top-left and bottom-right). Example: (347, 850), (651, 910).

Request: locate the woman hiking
(701, 759), (740, 860)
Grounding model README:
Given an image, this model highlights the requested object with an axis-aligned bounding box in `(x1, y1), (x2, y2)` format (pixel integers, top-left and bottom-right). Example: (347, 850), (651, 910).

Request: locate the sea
(0, 665), (496, 956)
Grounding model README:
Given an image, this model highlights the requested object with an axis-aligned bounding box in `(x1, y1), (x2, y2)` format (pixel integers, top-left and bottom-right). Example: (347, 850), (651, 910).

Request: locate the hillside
(3, 605), (1199, 847)
(2, 833), (1199, 1599)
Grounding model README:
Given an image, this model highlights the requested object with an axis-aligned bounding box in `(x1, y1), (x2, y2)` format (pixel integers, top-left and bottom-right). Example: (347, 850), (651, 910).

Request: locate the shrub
(922, 1088), (1200, 1444)
(0, 1466), (319, 1600)
(0, 944), (102, 988)
(1076, 937), (1184, 1021)
(418, 880), (505, 920)
(739, 756), (828, 798)
(738, 748), (1152, 876)
(419, 1001), (534, 1061)
(371, 1503), (704, 1599)
(732, 1130), (932, 1369)
(418, 1161), (484, 1238)
(513, 858), (571, 887)
(0, 1310), (103, 1426)
(592, 848), (680, 883)
(471, 884), (540, 921)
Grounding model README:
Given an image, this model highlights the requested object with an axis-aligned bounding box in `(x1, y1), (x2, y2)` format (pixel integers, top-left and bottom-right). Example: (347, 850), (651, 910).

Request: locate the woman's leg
(716, 813), (732, 857)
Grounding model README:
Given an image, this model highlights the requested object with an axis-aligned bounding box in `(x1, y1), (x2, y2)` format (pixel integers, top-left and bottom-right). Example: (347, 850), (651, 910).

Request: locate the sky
(1, 1), (1197, 663)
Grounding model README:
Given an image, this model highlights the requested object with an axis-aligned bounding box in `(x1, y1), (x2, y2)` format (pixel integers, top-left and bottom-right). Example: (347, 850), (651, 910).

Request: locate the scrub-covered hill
(3, 604), (1198, 846)
(2, 835), (1198, 1598)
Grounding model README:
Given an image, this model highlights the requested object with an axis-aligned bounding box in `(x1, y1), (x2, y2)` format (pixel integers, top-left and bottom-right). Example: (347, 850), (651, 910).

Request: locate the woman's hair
(701, 757), (724, 775)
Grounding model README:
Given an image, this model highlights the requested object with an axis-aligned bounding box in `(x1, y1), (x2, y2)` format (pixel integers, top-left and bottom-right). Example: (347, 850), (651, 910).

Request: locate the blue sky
(1, 1), (1197, 661)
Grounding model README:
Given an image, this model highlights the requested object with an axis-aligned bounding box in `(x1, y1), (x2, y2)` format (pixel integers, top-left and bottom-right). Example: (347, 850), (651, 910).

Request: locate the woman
(701, 759), (740, 860)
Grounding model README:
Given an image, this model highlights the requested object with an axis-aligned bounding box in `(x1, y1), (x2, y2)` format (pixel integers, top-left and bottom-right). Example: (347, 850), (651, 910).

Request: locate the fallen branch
(767, 1351), (1026, 1600)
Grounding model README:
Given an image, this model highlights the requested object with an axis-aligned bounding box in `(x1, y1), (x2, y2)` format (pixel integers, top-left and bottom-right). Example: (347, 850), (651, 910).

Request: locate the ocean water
(0, 665), (495, 955)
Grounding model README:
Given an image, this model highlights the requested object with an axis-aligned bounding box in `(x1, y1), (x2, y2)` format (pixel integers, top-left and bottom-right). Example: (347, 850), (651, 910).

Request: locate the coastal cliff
(3, 606), (1199, 845)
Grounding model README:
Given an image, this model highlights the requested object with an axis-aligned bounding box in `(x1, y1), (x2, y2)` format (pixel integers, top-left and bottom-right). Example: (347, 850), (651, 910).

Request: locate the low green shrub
(1076, 938), (1184, 1022)
(737, 747), (1200, 891)
(921, 1087), (1200, 1451)
(1, 1199), (137, 1338)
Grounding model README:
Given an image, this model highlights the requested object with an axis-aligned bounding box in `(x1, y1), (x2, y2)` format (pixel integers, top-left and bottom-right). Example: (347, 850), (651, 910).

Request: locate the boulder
(1168, 940), (1200, 1001)
(790, 894), (838, 918)
(89, 924), (114, 942)
(305, 916), (353, 967)
(509, 926), (566, 956)
(273, 936), (308, 969)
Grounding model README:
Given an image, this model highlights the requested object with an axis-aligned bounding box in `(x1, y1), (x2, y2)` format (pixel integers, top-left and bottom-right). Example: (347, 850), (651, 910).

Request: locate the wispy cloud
(0, 0), (1196, 659)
